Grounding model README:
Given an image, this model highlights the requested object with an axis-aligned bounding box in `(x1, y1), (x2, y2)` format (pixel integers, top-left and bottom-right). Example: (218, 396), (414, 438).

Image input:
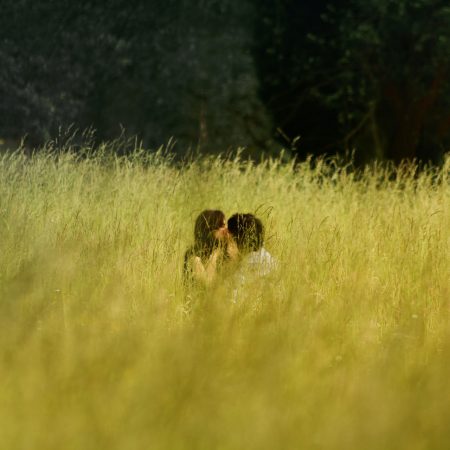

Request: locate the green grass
(0, 146), (449, 450)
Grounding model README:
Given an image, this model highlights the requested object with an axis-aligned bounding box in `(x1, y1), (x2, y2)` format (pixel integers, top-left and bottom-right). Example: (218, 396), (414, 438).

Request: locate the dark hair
(193, 210), (226, 254)
(227, 213), (264, 252)
(183, 210), (226, 280)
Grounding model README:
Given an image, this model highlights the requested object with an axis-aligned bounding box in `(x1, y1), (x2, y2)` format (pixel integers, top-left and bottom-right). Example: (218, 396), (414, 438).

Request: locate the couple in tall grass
(184, 210), (276, 296)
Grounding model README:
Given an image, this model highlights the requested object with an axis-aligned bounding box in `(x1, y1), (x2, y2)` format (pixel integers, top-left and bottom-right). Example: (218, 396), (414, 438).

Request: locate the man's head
(227, 213), (264, 253)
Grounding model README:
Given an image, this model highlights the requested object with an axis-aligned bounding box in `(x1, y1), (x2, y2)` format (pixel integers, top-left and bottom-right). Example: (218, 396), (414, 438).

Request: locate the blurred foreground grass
(0, 146), (449, 450)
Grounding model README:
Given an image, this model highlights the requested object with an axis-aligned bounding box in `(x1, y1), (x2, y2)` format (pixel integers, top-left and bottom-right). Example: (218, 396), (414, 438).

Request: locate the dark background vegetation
(1, 0), (449, 164)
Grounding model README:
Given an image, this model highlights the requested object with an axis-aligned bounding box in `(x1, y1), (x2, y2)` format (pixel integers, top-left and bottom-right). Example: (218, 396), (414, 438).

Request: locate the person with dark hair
(183, 209), (230, 286)
(227, 213), (264, 254)
(227, 213), (277, 299)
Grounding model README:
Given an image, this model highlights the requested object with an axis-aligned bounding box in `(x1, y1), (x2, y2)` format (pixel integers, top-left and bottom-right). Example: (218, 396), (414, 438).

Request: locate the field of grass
(0, 145), (449, 450)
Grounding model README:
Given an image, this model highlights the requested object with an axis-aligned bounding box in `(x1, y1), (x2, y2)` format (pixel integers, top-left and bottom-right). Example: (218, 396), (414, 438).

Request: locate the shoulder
(245, 247), (277, 275)
(247, 247), (275, 264)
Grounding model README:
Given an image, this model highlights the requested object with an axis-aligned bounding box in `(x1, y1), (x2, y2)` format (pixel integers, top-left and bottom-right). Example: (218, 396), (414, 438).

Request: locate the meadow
(0, 145), (449, 450)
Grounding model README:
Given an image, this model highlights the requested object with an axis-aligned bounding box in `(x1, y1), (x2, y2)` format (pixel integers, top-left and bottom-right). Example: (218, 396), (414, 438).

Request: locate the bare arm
(189, 249), (221, 285)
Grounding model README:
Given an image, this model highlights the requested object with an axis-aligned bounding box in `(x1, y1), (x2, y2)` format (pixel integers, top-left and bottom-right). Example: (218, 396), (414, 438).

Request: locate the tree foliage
(1, 0), (449, 162)
(0, 0), (275, 154)
(306, 0), (450, 162)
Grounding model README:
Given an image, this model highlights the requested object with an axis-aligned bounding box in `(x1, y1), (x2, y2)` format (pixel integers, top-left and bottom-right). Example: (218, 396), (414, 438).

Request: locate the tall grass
(0, 146), (449, 450)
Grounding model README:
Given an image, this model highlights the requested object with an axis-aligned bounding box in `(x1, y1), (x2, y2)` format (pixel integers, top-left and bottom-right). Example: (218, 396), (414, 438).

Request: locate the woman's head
(193, 209), (227, 256)
(227, 213), (264, 252)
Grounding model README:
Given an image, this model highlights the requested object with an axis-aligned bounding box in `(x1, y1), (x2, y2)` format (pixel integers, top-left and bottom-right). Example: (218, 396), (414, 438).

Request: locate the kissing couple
(184, 209), (276, 288)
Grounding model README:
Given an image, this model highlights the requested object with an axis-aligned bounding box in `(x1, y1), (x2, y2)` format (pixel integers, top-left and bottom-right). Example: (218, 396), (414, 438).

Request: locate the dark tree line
(1, 0), (449, 163)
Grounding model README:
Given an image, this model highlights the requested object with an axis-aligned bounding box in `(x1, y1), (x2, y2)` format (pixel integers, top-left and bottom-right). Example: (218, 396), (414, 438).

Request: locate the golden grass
(0, 147), (449, 450)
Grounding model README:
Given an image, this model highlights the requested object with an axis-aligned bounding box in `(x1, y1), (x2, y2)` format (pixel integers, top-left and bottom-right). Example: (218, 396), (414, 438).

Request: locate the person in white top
(226, 213), (277, 299)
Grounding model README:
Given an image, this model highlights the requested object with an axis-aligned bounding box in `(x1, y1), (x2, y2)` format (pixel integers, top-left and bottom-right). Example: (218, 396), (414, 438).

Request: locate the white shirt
(232, 247), (277, 302)
(242, 247), (277, 277)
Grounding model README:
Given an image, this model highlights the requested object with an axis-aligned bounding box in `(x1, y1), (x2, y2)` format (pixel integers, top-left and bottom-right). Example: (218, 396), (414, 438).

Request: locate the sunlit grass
(0, 145), (449, 450)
